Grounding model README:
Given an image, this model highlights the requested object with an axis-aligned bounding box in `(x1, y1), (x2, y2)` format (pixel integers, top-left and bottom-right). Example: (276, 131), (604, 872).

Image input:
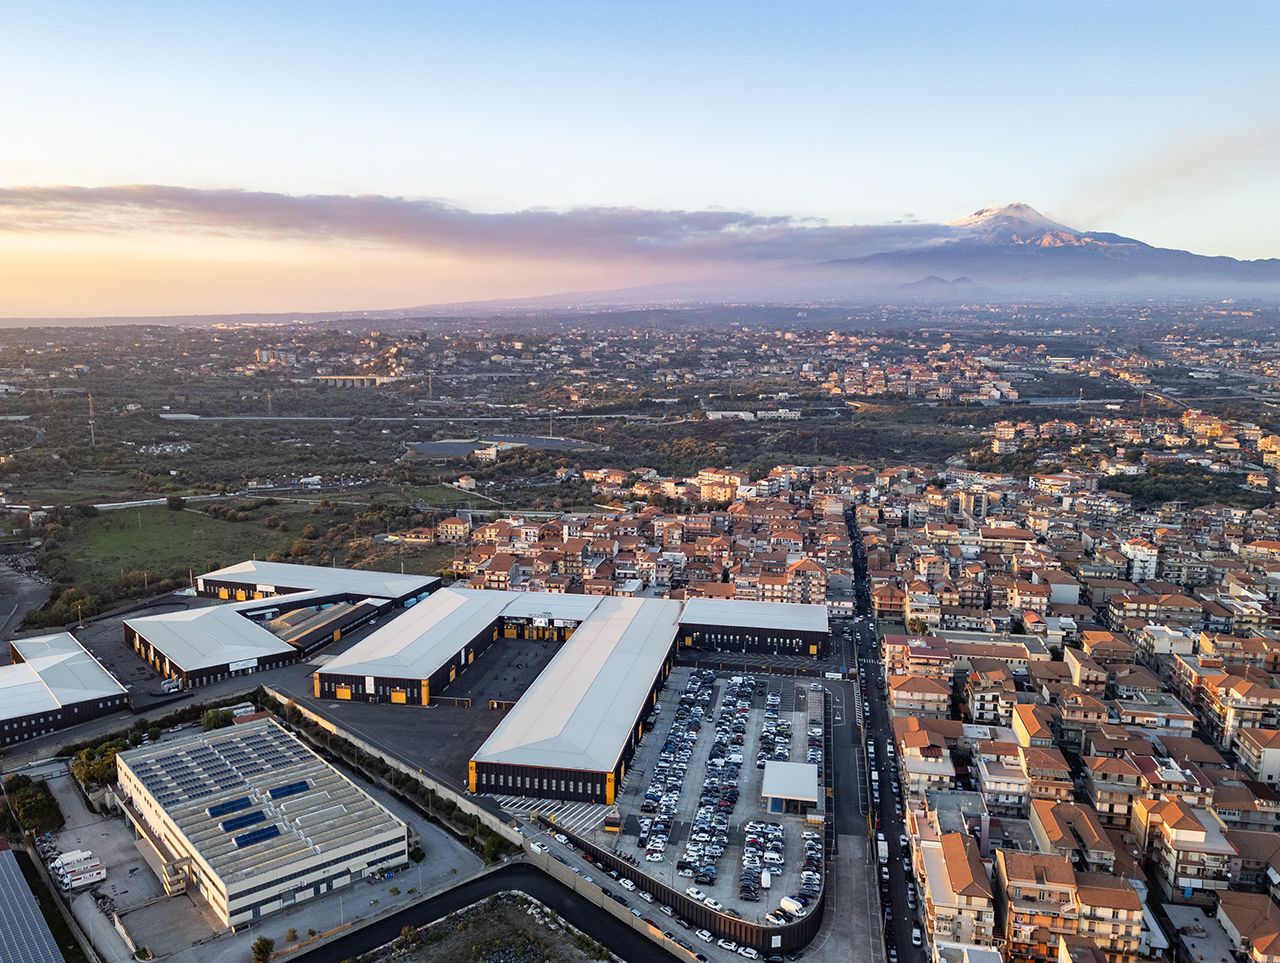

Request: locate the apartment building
(919, 832), (997, 945)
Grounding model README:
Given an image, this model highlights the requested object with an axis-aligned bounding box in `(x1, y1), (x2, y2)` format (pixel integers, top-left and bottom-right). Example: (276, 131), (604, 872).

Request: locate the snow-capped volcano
(817, 201), (1279, 297)
(948, 203), (1126, 248)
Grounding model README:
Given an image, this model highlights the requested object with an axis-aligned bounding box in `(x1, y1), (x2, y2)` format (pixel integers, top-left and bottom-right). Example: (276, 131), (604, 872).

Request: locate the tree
(146, 726), (162, 743)
(202, 708), (234, 731)
(397, 925), (421, 950)
(166, 494), (186, 511)
(250, 936), (274, 963)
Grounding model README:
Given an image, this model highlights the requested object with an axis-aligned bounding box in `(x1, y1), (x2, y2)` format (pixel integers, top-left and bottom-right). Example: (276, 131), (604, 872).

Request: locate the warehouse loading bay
(499, 666), (829, 925)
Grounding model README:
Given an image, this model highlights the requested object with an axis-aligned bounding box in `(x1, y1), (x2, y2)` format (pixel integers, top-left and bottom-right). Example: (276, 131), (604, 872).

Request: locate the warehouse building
(678, 598), (830, 657)
(314, 587), (602, 705)
(126, 601), (303, 689)
(127, 560), (432, 689)
(469, 596), (682, 804)
(116, 718), (408, 931)
(316, 588), (819, 803)
(195, 560), (438, 607)
(1, 633), (129, 746)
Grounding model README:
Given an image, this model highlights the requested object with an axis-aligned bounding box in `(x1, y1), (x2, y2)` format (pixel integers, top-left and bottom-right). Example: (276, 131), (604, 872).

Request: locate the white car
(620, 878), (636, 891)
(553, 833), (568, 844)
(530, 842), (547, 853)
(695, 929), (713, 943)
(704, 897), (723, 911)
(718, 939), (739, 951)
(738, 948), (760, 959)
(645, 852), (664, 862)
(686, 886), (706, 901)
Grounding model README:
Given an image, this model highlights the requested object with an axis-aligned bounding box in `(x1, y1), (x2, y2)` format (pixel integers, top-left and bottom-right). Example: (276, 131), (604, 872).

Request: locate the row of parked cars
(675, 671), (755, 889)
(638, 671), (717, 862)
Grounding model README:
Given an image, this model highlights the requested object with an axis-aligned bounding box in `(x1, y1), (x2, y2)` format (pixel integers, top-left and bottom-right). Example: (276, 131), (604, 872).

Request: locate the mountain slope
(823, 203), (1280, 295)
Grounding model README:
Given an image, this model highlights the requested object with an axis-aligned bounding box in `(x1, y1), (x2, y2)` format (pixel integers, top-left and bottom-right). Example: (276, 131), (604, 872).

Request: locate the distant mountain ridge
(824, 203), (1280, 295)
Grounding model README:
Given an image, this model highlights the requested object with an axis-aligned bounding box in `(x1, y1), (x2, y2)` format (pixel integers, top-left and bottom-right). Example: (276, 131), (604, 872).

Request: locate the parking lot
(586, 667), (827, 931)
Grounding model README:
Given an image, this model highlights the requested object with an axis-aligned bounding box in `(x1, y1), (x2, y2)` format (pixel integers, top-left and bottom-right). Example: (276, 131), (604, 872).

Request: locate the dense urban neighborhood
(3, 303), (1280, 963)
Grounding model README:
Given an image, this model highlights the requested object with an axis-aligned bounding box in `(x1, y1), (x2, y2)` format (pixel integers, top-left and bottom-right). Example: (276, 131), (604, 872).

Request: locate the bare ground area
(390, 894), (612, 963)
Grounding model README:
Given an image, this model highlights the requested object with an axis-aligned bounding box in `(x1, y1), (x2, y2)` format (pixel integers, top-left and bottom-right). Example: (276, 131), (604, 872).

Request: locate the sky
(0, 0), (1276, 316)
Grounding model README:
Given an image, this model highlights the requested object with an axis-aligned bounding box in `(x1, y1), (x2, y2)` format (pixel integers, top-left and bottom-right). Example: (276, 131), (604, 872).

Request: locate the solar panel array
(233, 825), (281, 849)
(220, 811), (266, 832)
(0, 847), (65, 963)
(127, 724), (300, 809)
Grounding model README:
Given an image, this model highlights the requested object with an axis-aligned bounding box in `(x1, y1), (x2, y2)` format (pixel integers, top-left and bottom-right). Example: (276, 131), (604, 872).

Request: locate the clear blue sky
(0, 1), (1275, 314)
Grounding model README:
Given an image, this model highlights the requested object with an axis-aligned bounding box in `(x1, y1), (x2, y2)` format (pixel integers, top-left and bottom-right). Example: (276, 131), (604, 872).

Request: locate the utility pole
(88, 393), (96, 447)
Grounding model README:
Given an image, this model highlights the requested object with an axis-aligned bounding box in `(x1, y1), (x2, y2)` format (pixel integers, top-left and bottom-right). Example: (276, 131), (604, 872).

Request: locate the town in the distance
(2, 299), (1280, 963)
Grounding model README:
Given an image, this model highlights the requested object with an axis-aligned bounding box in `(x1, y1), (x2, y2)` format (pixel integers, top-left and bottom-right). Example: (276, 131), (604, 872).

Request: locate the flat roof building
(2, 633), (129, 746)
(116, 718), (407, 930)
(679, 598), (830, 658)
(761, 761), (821, 815)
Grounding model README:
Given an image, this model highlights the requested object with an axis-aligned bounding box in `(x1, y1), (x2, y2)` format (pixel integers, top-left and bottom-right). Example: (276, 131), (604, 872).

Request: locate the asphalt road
(842, 511), (925, 963)
(295, 862), (683, 963)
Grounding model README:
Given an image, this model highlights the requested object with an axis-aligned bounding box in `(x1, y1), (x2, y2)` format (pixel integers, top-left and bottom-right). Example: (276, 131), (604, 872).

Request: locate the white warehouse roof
(125, 601), (296, 672)
(1, 633), (127, 721)
(319, 587), (545, 680)
(198, 560), (437, 600)
(473, 596), (682, 773)
(680, 598), (829, 633)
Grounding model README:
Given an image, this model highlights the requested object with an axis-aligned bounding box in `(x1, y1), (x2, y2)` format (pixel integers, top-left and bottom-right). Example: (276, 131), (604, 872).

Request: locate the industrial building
(127, 561), (441, 689)
(316, 587), (825, 803)
(678, 598), (830, 658)
(1, 633), (129, 746)
(116, 718), (408, 930)
(194, 560), (438, 606)
(470, 596), (683, 804)
(314, 587), (601, 705)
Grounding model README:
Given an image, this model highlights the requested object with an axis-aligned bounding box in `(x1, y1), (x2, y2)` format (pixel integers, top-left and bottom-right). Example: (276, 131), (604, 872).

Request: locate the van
(778, 896), (804, 915)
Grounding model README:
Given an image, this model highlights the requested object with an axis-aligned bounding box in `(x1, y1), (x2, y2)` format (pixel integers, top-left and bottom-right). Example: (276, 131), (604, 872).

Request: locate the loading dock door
(391, 690), (407, 704)
(336, 685), (352, 700)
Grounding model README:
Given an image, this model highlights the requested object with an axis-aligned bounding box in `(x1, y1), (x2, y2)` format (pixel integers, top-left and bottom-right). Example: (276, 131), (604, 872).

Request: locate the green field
(61, 506), (301, 586)
(404, 483), (496, 508)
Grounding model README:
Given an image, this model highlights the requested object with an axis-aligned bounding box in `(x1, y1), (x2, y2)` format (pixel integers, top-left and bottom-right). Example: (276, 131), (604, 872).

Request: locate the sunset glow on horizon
(1, 0), (1276, 316)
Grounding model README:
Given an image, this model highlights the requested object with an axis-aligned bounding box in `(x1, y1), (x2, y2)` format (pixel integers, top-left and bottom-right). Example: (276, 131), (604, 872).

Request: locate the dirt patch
(397, 893), (611, 963)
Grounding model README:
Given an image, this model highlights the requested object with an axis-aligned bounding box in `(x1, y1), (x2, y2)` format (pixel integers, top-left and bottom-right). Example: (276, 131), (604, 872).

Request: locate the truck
(52, 850), (95, 872)
(877, 839), (889, 864)
(57, 865), (105, 891)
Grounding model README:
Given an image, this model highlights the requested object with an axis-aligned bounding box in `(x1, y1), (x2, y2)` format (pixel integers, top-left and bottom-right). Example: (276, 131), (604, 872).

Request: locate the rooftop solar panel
(220, 811), (266, 832)
(207, 797), (252, 819)
(268, 780), (309, 800)
(233, 825), (281, 848)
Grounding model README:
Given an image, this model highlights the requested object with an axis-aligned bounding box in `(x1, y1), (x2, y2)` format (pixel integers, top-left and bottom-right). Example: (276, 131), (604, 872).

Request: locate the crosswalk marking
(490, 795), (609, 834)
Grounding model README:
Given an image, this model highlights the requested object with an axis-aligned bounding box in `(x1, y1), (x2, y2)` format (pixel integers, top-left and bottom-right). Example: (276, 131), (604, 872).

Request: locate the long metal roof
(319, 587), (605, 681)
(1, 633), (127, 721)
(125, 602), (297, 672)
(680, 597), (829, 633)
(197, 560), (437, 600)
(472, 596), (682, 773)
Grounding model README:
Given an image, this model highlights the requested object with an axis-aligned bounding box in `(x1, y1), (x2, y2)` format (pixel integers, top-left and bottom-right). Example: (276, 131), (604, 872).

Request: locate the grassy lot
(405, 483), (497, 508)
(60, 506), (301, 585)
(364, 543), (459, 577)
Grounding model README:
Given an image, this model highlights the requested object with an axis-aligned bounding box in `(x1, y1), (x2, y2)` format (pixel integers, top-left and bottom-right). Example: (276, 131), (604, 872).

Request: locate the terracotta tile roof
(940, 833), (992, 900)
